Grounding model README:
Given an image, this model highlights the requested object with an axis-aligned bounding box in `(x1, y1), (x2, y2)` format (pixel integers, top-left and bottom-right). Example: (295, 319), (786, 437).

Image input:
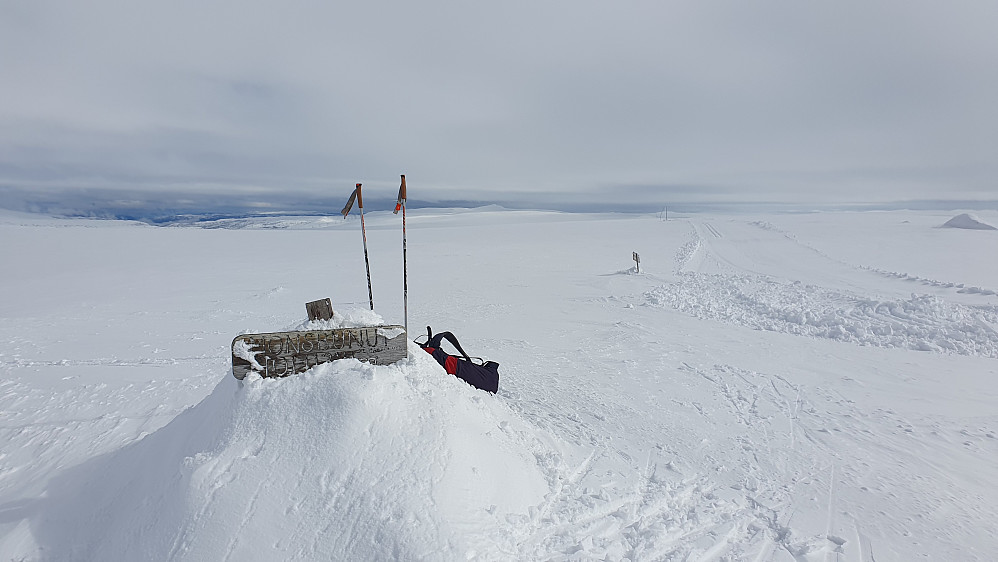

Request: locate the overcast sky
(2, 0), (996, 209)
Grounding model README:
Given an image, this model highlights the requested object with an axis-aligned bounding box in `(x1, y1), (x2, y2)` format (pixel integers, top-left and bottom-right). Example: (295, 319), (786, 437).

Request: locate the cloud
(1, 0), (996, 206)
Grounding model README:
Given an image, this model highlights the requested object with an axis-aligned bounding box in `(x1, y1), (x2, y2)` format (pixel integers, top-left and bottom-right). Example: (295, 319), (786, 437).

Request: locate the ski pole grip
(356, 183), (363, 208)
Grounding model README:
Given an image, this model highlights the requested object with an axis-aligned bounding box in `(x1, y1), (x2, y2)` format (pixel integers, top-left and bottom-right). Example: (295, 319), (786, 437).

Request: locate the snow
(648, 275), (998, 356)
(28, 351), (548, 561)
(942, 213), (997, 230)
(231, 338), (265, 371)
(2, 207), (997, 561)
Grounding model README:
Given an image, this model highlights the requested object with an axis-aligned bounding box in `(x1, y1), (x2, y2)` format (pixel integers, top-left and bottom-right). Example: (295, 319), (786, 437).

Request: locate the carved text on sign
(231, 326), (406, 380)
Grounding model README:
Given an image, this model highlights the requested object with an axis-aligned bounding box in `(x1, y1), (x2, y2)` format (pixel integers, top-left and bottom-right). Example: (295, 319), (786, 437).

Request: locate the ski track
(860, 266), (998, 297)
(634, 218), (997, 560)
(651, 220), (998, 359)
(647, 272), (998, 358)
(496, 324), (864, 561)
(493, 337), (760, 560)
(749, 218), (998, 298)
(665, 359), (996, 562)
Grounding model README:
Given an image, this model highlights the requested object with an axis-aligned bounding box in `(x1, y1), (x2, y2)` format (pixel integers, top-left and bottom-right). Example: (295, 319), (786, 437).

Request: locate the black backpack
(418, 327), (500, 394)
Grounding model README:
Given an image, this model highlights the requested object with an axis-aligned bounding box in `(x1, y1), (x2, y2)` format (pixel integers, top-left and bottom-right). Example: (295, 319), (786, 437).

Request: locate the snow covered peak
(942, 212), (997, 230)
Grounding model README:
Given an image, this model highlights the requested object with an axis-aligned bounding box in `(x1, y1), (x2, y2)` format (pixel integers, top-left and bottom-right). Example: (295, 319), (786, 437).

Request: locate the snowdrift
(647, 273), (998, 357)
(31, 345), (549, 561)
(941, 213), (997, 230)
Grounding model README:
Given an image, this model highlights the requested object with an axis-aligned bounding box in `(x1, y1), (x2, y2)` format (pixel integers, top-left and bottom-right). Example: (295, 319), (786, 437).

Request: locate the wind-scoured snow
(2, 208), (997, 561)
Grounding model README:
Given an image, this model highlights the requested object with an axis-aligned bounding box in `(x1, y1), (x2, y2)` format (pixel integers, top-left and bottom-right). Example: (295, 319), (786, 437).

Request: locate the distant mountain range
(2, 185), (997, 224)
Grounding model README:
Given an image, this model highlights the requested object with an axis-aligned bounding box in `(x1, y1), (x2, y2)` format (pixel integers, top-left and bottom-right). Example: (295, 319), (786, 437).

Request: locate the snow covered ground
(1, 207), (996, 561)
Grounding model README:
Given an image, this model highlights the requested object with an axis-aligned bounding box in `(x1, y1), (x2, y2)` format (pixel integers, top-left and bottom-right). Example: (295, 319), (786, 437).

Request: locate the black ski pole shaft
(357, 183), (374, 311)
(394, 174), (409, 336)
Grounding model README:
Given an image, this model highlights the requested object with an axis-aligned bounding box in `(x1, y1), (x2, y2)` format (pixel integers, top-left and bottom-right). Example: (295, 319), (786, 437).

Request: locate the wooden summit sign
(231, 325), (407, 380)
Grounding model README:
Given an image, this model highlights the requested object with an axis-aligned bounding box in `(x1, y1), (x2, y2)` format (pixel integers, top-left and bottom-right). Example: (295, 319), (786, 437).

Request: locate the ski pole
(358, 184), (374, 310)
(394, 174), (408, 336)
(341, 183), (375, 310)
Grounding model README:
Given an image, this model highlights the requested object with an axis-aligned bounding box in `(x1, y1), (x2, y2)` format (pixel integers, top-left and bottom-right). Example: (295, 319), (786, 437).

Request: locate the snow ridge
(647, 273), (998, 357)
(860, 266), (998, 297)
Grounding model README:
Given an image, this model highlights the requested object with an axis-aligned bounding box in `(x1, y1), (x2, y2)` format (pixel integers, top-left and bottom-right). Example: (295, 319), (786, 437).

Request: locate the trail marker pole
(341, 183), (374, 310)
(633, 251), (641, 273)
(394, 175), (408, 336)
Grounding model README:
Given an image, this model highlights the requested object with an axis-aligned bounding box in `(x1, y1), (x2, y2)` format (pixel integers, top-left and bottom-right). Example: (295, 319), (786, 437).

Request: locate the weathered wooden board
(231, 325), (406, 380)
(305, 298), (334, 321)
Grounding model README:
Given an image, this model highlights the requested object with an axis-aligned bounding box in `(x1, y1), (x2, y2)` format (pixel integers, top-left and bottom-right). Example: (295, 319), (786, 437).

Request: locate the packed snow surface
(2, 208), (997, 561)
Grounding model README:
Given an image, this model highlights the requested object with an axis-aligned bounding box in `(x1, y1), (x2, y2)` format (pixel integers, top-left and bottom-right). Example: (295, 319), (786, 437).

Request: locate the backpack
(418, 327), (500, 394)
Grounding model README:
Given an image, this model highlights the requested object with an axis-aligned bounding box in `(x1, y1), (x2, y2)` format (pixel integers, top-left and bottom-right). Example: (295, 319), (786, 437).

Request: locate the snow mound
(941, 213), (997, 230)
(647, 273), (998, 357)
(289, 307), (387, 331)
(33, 346), (550, 561)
